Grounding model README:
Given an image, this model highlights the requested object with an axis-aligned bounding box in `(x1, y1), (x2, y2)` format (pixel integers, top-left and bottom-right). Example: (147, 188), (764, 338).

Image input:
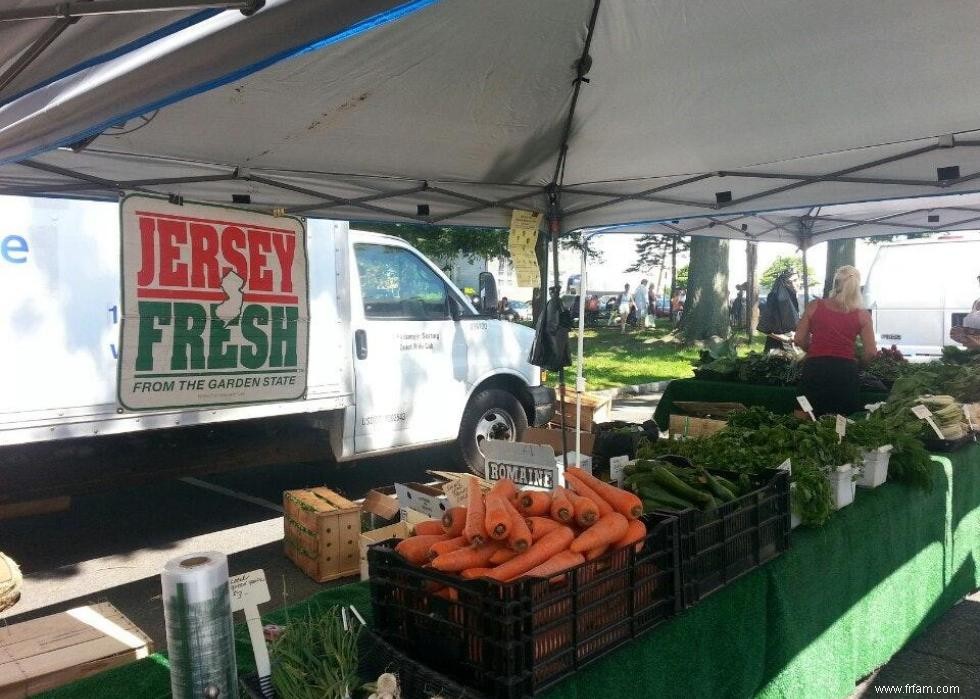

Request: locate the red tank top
(808, 301), (863, 360)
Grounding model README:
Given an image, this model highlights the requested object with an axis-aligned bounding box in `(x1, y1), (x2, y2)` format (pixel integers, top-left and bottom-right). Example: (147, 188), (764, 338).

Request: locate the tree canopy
(761, 255), (818, 289)
(627, 233), (689, 273)
(354, 222), (510, 267)
(675, 264), (689, 289)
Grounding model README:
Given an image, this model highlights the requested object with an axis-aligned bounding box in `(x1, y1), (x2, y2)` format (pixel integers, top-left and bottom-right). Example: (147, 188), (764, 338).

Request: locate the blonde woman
(794, 265), (877, 416)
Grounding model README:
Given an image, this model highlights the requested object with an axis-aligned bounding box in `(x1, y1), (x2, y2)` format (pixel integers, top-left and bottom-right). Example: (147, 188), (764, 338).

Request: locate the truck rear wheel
(456, 388), (529, 476)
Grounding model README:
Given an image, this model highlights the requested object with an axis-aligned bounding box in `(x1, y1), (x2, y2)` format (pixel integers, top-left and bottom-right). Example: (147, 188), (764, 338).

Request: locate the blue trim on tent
(0, 0), (440, 167)
(0, 9), (222, 109)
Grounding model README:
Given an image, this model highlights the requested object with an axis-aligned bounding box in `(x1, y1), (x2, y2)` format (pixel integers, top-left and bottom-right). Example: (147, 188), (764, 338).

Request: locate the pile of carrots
(393, 467), (647, 584)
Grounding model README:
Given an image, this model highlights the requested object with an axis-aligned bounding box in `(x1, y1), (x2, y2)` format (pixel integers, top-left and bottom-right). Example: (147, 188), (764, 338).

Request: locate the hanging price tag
(911, 404), (945, 439)
(796, 395), (816, 421)
(835, 414), (847, 443)
(609, 455), (630, 487)
(778, 458), (792, 474)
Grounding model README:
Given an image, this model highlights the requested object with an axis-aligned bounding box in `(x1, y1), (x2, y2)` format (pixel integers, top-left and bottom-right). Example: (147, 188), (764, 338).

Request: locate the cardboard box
(669, 414), (727, 438)
(0, 602), (151, 699)
(283, 487), (360, 583)
(359, 521), (410, 581)
(551, 391), (612, 432)
(361, 486), (400, 521)
(394, 482), (449, 521)
(524, 426), (596, 457)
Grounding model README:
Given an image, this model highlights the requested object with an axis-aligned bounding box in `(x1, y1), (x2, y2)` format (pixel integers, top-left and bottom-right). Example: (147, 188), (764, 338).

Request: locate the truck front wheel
(456, 388), (529, 475)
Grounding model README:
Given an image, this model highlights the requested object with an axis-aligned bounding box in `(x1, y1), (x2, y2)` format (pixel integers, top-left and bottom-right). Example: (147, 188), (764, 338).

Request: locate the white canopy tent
(1, 0), (980, 233)
(2, 0), (980, 456)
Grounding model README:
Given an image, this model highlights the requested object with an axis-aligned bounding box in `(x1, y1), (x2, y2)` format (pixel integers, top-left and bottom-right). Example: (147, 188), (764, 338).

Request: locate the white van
(863, 237), (980, 360)
(0, 196), (554, 496)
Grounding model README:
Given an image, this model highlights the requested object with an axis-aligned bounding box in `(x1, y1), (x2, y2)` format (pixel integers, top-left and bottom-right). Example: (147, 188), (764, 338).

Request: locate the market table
(653, 378), (890, 431)
(42, 445), (980, 699)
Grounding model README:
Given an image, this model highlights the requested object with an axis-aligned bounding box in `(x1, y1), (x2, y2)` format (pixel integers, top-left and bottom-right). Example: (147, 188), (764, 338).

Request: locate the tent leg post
(575, 239), (589, 461)
(802, 242), (811, 306)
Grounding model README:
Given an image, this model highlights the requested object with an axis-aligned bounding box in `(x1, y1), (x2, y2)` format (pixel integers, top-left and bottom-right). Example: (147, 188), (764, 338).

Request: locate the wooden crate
(0, 602), (151, 699)
(283, 487), (361, 583)
(551, 391), (612, 432)
(669, 414), (727, 438)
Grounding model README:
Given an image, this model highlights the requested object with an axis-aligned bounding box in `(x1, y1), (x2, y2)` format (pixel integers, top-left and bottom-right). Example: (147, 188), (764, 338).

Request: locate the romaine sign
(119, 195), (308, 409)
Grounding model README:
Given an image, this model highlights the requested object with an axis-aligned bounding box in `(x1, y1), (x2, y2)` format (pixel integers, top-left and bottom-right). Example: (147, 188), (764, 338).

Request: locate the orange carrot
(585, 544), (609, 561)
(429, 535), (469, 558)
(613, 519), (647, 553)
(523, 550), (585, 578)
(414, 519), (445, 536)
(550, 486), (573, 523)
(433, 587), (459, 601)
(442, 507), (467, 536)
(527, 516), (565, 541)
(565, 472), (614, 517)
(484, 527), (575, 581)
(431, 542), (499, 572)
(566, 490), (599, 528)
(461, 567), (495, 580)
(395, 534), (447, 565)
(566, 467), (643, 520)
(570, 513), (630, 554)
(489, 547), (518, 565)
(503, 498), (532, 553)
(464, 477), (487, 545)
(517, 490), (552, 517)
(484, 493), (511, 540)
(489, 478), (518, 501)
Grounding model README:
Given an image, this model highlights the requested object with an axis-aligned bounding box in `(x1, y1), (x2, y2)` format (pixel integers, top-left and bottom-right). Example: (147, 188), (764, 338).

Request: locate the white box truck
(863, 237), (980, 360)
(0, 195), (554, 500)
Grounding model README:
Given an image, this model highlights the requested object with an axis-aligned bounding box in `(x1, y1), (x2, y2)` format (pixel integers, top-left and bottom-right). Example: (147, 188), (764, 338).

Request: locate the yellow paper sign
(509, 210), (542, 287)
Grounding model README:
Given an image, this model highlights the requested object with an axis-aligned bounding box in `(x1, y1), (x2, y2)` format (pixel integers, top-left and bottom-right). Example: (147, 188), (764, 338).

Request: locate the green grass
(547, 324), (765, 390)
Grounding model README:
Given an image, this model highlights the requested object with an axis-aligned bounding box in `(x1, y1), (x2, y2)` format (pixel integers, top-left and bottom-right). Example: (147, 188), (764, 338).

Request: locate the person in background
(794, 265), (876, 416)
(615, 282), (631, 333)
(647, 284), (658, 328)
(949, 274), (980, 350)
(671, 290), (685, 321)
(634, 279), (650, 329)
(731, 287), (746, 331)
(497, 296), (512, 320)
(759, 270), (800, 351)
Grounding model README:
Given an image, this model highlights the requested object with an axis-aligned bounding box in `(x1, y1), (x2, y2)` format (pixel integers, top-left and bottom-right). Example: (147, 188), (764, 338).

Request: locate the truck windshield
(354, 243), (450, 320)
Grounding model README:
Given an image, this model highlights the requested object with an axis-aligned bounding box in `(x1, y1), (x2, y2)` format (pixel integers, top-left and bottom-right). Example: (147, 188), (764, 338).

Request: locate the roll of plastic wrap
(162, 552), (238, 699)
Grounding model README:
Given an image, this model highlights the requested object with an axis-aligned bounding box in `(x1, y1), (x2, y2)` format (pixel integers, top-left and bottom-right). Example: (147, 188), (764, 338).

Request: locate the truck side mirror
(479, 272), (498, 316)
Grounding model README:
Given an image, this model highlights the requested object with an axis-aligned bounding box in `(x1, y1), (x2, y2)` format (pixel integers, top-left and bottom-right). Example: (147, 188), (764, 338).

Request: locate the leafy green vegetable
(270, 608), (360, 699)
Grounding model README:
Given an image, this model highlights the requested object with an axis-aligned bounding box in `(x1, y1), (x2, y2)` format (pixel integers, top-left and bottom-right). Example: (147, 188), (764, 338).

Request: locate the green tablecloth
(45, 445), (980, 699)
(653, 378), (890, 430)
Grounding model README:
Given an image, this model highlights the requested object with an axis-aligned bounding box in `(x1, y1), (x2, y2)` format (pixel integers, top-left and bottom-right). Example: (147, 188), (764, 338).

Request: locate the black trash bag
(591, 419), (660, 470)
(529, 293), (572, 371)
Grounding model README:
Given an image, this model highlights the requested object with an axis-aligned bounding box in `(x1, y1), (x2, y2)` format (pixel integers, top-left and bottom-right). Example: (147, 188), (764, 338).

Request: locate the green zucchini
(638, 485), (697, 510)
(698, 467), (736, 502)
(650, 467), (714, 507)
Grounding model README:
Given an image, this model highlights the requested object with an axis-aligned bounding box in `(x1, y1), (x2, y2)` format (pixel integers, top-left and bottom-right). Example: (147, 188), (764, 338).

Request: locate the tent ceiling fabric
(0, 2), (215, 101)
(1, 0), (980, 235)
(595, 191), (980, 247)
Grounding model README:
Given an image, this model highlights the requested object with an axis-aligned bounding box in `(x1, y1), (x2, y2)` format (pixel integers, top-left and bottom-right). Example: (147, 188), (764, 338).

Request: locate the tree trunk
(823, 239), (855, 298)
(745, 241), (758, 337)
(678, 237), (730, 342)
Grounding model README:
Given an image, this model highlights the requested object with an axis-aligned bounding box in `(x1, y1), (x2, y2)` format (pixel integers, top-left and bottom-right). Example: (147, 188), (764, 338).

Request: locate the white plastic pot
(859, 447), (891, 489)
(827, 464), (856, 510)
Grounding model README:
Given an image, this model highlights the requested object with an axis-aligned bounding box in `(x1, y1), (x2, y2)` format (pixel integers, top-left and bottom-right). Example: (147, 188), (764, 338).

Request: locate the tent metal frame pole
(574, 234), (591, 461)
(0, 15), (75, 94)
(0, 0), (253, 22)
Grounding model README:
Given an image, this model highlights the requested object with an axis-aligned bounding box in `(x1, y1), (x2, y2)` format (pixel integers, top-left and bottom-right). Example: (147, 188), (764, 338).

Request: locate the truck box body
(0, 196), (552, 496)
(864, 237), (980, 360)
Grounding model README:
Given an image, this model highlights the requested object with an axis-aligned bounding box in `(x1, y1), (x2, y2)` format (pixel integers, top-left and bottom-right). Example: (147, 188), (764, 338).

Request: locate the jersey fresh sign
(118, 195), (308, 409)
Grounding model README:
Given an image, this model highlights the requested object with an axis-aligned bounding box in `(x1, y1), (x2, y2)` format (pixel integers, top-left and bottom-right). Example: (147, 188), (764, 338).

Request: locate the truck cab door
(350, 242), (467, 452)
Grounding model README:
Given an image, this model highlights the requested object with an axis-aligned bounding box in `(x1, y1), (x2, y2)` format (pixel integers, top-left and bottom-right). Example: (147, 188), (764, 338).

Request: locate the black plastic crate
(670, 467), (790, 608)
(368, 512), (680, 699)
(241, 625), (480, 699)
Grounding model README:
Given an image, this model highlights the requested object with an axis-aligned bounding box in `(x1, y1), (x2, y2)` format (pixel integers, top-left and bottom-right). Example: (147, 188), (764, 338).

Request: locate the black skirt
(800, 356), (860, 417)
